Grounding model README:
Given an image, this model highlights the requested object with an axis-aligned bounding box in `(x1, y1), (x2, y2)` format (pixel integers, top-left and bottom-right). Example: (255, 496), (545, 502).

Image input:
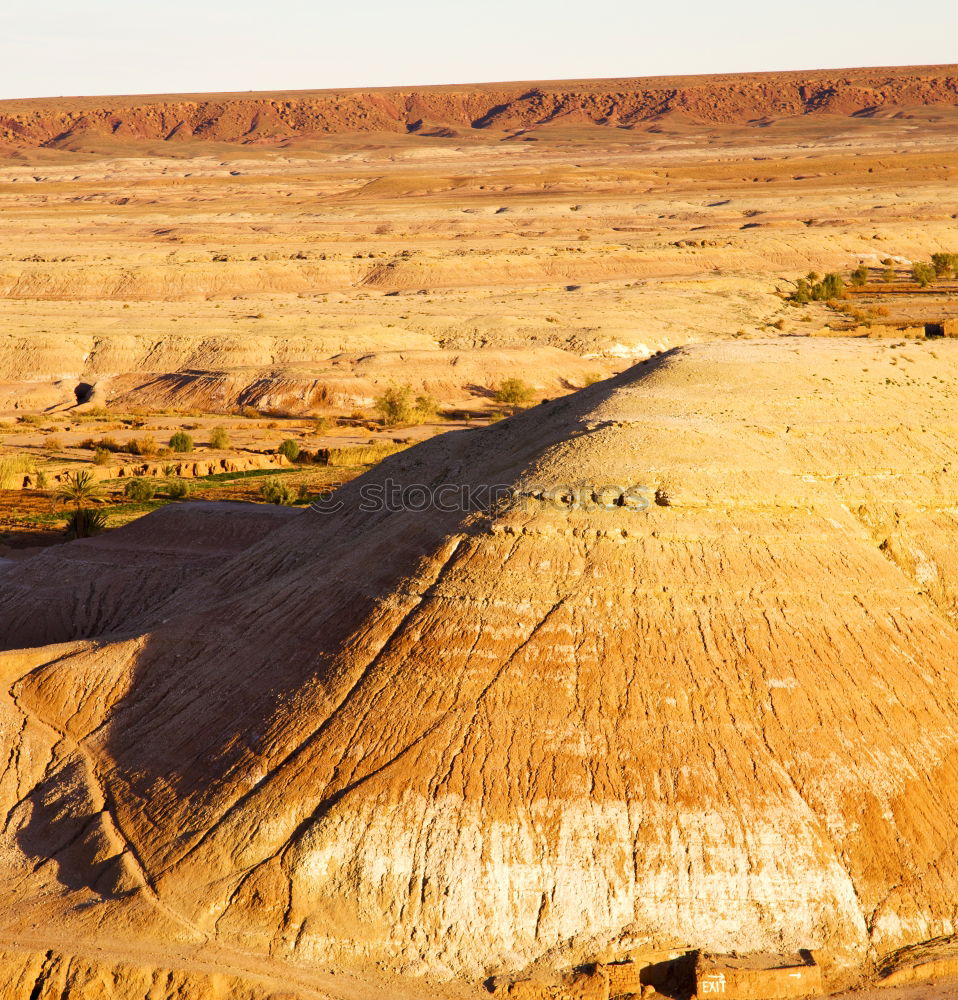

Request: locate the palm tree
(55, 470), (104, 511)
(55, 471), (106, 538)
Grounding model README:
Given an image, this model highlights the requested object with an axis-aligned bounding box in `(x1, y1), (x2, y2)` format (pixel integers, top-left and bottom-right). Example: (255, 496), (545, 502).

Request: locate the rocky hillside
(1, 64), (957, 146)
(1, 339), (958, 996)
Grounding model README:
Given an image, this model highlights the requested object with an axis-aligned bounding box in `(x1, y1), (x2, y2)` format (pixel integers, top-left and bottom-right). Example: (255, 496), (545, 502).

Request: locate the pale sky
(2, 0), (956, 100)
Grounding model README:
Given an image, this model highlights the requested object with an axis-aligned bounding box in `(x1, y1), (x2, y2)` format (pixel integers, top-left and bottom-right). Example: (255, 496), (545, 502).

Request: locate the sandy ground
(1, 106), (957, 420)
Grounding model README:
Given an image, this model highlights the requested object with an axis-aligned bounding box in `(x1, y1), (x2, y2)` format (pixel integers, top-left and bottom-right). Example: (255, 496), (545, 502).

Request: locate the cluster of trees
(373, 378), (537, 427)
(859, 254), (958, 289)
(914, 253), (958, 287)
(789, 272), (845, 303)
(791, 253), (958, 300)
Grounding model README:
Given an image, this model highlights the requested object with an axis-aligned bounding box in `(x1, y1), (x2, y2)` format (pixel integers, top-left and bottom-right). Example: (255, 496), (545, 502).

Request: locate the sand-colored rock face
(1, 340), (958, 995)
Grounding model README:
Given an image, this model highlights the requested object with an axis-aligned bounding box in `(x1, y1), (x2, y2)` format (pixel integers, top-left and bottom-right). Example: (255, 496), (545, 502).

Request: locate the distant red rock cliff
(1, 64), (956, 147)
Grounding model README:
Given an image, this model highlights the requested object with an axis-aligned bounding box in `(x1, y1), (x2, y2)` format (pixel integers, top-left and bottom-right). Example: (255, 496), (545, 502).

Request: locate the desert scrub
(0, 454), (33, 489)
(164, 479), (191, 499)
(79, 435), (123, 452)
(260, 477), (296, 505)
(912, 262), (936, 287)
(169, 430), (194, 453)
(128, 434), (158, 456)
(413, 393), (439, 421)
(277, 438), (301, 462)
(931, 252), (958, 277)
(374, 385), (438, 427)
(209, 426), (230, 449)
(494, 377), (535, 407)
(788, 272), (845, 303)
(325, 442), (407, 467)
(123, 478), (157, 502)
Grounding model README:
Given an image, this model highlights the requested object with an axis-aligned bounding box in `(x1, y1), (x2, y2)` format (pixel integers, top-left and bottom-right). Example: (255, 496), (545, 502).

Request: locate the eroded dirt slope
(0, 339), (957, 995)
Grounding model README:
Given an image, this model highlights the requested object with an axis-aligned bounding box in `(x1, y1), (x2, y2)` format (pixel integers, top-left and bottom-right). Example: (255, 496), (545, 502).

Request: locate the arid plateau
(1, 65), (958, 1000)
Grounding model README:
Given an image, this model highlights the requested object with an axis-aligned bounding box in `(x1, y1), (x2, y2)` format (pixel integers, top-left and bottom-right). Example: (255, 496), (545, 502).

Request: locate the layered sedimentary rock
(2, 339), (958, 995)
(1, 65), (956, 147)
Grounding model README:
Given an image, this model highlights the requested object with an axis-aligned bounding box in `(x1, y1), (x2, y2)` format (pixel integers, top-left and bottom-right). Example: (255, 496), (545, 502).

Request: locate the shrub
(209, 426), (230, 449)
(414, 393), (439, 421)
(913, 262), (936, 287)
(817, 272), (845, 300)
(373, 386), (439, 427)
(165, 479), (191, 499)
(169, 430), (194, 453)
(883, 266), (896, 283)
(65, 507), (107, 539)
(123, 478), (156, 502)
(850, 265), (869, 287)
(931, 252), (958, 278)
(33, 466), (48, 490)
(46, 436), (64, 452)
(494, 378), (535, 407)
(375, 385), (416, 426)
(128, 434), (158, 456)
(93, 448), (111, 466)
(79, 435), (122, 452)
(277, 438), (301, 462)
(260, 477), (296, 505)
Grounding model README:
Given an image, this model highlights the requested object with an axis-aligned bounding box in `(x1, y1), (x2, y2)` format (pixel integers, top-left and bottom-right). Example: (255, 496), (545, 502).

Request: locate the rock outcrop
(2, 339), (958, 994)
(1, 65), (956, 148)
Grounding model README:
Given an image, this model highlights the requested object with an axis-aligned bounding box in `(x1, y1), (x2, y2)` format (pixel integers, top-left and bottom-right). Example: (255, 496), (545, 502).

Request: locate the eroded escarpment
(1, 340), (958, 995)
(1, 65), (957, 146)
